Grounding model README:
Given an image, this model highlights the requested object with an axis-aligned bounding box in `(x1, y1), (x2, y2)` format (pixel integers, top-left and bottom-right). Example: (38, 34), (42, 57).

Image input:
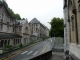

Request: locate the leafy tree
(1, 0), (22, 20)
(14, 14), (21, 20)
(49, 17), (64, 38)
(21, 18), (25, 20)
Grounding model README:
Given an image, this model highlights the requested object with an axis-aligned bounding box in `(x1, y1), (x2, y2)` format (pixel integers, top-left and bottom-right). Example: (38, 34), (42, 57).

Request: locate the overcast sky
(6, 0), (63, 29)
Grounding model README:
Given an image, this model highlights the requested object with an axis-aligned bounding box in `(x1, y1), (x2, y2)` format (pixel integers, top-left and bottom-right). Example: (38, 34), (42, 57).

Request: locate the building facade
(29, 18), (47, 40)
(0, 3), (22, 50)
(64, 0), (80, 59)
(63, 0), (70, 52)
(17, 19), (30, 44)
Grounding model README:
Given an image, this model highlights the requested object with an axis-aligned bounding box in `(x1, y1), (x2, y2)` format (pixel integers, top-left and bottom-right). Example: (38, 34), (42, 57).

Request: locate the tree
(21, 18), (25, 20)
(14, 14), (21, 20)
(1, 0), (22, 20)
(49, 17), (64, 38)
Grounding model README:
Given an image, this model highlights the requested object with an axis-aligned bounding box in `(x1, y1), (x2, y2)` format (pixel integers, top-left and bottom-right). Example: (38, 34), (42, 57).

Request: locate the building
(16, 19), (31, 44)
(46, 27), (49, 37)
(63, 0), (70, 53)
(64, 0), (80, 59)
(29, 18), (47, 40)
(0, 2), (22, 51)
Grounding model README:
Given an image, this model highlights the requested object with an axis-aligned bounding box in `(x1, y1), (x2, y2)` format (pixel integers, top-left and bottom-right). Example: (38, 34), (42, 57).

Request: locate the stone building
(0, 2), (22, 50)
(29, 18), (47, 40)
(16, 19), (30, 44)
(64, 0), (80, 59)
(63, 0), (70, 53)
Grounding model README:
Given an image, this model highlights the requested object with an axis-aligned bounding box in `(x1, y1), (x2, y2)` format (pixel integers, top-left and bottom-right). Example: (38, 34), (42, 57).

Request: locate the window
(2, 14), (3, 20)
(36, 28), (37, 31)
(0, 15), (2, 20)
(69, 1), (73, 10)
(19, 27), (22, 31)
(0, 14), (3, 21)
(6, 26), (9, 32)
(16, 27), (18, 32)
(71, 15), (74, 31)
(13, 28), (14, 32)
(7, 16), (10, 22)
(0, 23), (3, 30)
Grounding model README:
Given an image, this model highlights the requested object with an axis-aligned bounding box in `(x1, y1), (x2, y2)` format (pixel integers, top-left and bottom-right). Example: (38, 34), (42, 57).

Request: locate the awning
(0, 33), (22, 39)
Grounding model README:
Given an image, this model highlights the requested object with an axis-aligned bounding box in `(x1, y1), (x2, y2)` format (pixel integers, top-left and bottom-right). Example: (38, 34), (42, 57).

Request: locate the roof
(29, 18), (40, 23)
(0, 33), (22, 39)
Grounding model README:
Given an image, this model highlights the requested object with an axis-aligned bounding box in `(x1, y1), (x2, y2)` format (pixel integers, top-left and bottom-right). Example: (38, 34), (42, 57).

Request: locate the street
(0, 38), (53, 60)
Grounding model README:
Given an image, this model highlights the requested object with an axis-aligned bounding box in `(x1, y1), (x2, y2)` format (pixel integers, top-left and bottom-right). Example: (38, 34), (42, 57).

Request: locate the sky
(6, 0), (63, 29)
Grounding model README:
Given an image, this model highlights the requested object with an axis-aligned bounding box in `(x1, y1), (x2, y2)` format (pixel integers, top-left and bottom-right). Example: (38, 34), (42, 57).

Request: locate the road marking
(40, 42), (50, 54)
(21, 51), (28, 54)
(1, 41), (42, 60)
(27, 51), (33, 55)
(33, 51), (38, 55)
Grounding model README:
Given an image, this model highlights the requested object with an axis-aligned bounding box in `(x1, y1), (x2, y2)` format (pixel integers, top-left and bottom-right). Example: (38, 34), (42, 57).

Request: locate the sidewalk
(49, 37), (65, 60)
(49, 52), (65, 60)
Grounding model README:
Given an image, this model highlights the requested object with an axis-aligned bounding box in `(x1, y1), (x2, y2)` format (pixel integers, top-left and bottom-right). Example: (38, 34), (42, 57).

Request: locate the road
(1, 38), (53, 60)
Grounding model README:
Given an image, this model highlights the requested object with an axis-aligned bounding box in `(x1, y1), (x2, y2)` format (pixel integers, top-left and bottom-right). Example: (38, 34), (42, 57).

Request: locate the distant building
(64, 0), (80, 60)
(16, 19), (31, 44)
(0, 3), (22, 50)
(46, 27), (49, 37)
(29, 18), (48, 40)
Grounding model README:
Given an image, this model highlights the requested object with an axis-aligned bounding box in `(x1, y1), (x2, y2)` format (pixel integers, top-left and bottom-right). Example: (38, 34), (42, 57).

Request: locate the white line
(21, 51), (28, 54)
(33, 51), (38, 55)
(27, 51), (33, 55)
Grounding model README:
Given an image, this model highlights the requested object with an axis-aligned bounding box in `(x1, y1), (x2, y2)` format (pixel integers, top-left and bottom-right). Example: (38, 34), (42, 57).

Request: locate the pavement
(49, 52), (64, 60)
(49, 37), (65, 60)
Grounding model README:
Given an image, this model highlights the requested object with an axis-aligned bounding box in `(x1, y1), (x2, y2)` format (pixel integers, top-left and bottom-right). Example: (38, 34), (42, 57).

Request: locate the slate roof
(29, 18), (40, 23)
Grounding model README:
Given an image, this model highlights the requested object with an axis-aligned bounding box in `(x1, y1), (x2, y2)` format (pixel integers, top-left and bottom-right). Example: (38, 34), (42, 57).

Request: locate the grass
(2, 40), (42, 54)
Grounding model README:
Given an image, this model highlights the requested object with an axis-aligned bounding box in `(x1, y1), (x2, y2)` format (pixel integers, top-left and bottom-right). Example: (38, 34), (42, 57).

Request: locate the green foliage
(5, 45), (12, 48)
(21, 18), (25, 20)
(49, 17), (64, 38)
(14, 14), (21, 20)
(1, 1), (22, 20)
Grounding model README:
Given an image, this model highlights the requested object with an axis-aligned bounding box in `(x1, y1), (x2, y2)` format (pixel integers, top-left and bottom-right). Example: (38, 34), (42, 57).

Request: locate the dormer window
(18, 22), (20, 25)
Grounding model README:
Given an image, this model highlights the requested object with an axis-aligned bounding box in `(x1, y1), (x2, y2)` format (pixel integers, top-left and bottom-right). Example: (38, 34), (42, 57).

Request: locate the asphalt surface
(0, 38), (52, 60)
